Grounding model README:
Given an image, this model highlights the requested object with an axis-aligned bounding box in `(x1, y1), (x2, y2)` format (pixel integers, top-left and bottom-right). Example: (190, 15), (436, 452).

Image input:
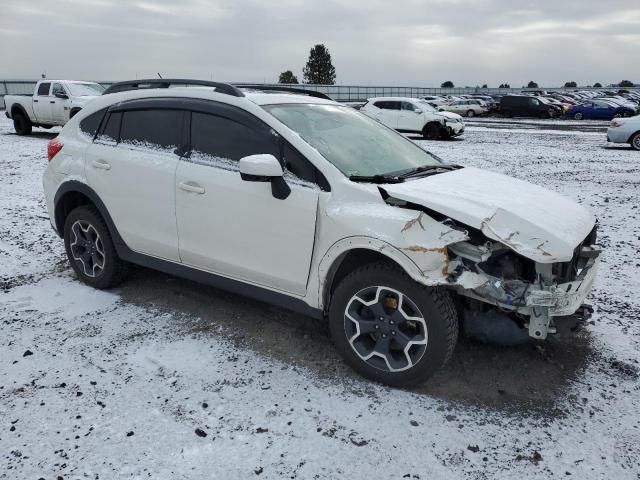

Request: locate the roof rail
(102, 79), (245, 97)
(234, 84), (333, 101)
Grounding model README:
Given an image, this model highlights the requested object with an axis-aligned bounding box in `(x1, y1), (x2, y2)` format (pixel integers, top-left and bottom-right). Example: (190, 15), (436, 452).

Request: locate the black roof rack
(102, 79), (245, 97)
(234, 84), (333, 100)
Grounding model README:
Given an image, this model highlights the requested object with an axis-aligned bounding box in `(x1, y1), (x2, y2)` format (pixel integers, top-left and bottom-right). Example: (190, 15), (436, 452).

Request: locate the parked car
(567, 100), (635, 120)
(420, 95), (447, 106)
(4, 80), (105, 135)
(594, 96), (639, 112)
(607, 115), (640, 150)
(361, 97), (464, 139)
(499, 95), (563, 118)
(438, 99), (487, 117)
(43, 81), (600, 387)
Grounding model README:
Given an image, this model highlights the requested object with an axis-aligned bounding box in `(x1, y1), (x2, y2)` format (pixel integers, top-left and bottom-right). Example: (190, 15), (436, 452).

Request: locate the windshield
(263, 103), (441, 177)
(67, 83), (105, 96)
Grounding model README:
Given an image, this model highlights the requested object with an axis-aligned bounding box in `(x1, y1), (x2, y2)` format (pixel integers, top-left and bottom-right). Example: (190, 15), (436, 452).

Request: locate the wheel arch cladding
(11, 103), (29, 119)
(54, 181), (122, 246)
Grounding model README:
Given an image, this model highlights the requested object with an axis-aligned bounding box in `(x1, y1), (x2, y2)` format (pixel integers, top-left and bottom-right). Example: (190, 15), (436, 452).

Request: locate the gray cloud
(1, 0), (639, 86)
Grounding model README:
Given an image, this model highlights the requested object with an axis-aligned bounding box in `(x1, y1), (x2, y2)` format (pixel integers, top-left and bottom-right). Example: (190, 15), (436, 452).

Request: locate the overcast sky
(1, 0), (639, 87)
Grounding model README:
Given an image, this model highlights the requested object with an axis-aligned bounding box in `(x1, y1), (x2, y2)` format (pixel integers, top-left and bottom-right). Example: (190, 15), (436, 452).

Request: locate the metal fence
(1, 79), (638, 109)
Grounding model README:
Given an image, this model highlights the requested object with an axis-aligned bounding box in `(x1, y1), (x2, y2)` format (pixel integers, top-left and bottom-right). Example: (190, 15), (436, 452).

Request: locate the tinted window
(401, 102), (415, 111)
(52, 83), (66, 97)
(374, 101), (389, 109)
(37, 83), (51, 96)
(98, 112), (122, 142)
(374, 101), (401, 110)
(120, 109), (182, 149)
(190, 112), (279, 162)
(79, 108), (107, 138)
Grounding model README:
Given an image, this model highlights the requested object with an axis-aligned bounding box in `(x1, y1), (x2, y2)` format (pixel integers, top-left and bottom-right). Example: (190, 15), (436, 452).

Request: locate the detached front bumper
(526, 252), (600, 317)
(446, 121), (465, 136)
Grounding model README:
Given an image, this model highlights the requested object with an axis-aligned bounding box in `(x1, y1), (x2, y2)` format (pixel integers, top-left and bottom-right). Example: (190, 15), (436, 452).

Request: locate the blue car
(567, 100), (635, 120)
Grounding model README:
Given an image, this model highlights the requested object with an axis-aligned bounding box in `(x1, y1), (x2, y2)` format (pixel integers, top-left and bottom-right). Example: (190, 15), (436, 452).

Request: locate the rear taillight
(610, 119), (625, 128)
(47, 138), (63, 161)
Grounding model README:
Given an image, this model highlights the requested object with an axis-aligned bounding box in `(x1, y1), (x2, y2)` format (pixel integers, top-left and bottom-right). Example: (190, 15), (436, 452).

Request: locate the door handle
(50, 101), (55, 104)
(179, 181), (205, 194)
(91, 159), (111, 170)
(34, 99), (39, 103)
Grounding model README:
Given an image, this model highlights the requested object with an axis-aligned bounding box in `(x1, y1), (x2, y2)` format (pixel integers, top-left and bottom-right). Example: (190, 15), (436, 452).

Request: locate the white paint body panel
(175, 158), (319, 295)
(85, 142), (180, 262)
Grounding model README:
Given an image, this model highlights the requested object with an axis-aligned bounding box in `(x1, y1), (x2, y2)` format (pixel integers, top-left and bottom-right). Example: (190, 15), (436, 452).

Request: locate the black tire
(328, 261), (459, 387)
(422, 123), (442, 140)
(630, 132), (640, 151)
(573, 112), (583, 120)
(13, 112), (32, 135)
(63, 205), (129, 289)
(466, 109), (475, 118)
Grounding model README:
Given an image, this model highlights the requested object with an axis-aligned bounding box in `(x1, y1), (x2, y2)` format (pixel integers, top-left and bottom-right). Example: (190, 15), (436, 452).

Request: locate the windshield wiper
(349, 174), (405, 184)
(391, 164), (462, 179)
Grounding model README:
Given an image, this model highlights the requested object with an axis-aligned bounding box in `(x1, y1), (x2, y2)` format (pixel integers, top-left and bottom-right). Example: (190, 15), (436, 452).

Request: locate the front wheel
(422, 123), (442, 140)
(329, 262), (459, 387)
(630, 132), (640, 151)
(13, 113), (32, 135)
(63, 205), (129, 289)
(573, 112), (584, 120)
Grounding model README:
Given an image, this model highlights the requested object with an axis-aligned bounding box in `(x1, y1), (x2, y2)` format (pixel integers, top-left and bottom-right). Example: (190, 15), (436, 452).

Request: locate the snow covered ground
(1, 116), (639, 479)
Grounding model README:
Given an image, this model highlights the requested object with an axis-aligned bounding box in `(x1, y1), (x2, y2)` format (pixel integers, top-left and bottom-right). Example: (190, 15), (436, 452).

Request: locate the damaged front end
(446, 225), (600, 340)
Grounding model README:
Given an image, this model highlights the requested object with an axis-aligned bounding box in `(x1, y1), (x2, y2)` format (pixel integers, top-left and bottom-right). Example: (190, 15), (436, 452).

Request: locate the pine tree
(527, 81), (538, 88)
(302, 45), (336, 85)
(440, 81), (454, 88)
(278, 70), (299, 84)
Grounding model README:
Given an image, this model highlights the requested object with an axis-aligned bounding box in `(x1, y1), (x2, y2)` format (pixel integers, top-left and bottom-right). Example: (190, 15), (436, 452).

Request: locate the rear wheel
(466, 109), (475, 118)
(630, 132), (640, 151)
(63, 205), (129, 289)
(573, 112), (584, 120)
(329, 262), (459, 387)
(13, 112), (32, 135)
(422, 123), (442, 140)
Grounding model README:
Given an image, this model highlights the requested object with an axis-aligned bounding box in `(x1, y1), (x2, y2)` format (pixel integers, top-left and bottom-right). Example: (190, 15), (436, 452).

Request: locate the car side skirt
(54, 181), (324, 320)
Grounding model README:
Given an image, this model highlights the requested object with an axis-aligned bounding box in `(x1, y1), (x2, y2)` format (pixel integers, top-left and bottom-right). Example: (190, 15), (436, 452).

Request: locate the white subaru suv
(361, 97), (465, 140)
(43, 80), (600, 387)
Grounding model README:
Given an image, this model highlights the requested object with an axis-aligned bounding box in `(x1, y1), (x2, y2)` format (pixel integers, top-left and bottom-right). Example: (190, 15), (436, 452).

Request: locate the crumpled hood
(435, 111), (462, 121)
(382, 167), (595, 263)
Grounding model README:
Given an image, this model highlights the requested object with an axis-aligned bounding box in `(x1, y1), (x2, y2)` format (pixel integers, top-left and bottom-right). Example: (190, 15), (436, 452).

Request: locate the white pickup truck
(4, 80), (105, 135)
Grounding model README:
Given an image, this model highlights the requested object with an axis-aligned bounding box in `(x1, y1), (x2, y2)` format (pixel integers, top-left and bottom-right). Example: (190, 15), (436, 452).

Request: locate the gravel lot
(1, 115), (639, 479)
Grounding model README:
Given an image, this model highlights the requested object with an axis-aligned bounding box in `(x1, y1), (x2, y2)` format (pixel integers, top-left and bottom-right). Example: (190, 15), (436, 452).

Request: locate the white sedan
(438, 99), (488, 117)
(607, 115), (640, 150)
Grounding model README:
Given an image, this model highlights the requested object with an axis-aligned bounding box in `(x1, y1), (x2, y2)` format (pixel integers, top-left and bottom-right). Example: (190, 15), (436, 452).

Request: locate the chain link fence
(1, 79), (638, 109)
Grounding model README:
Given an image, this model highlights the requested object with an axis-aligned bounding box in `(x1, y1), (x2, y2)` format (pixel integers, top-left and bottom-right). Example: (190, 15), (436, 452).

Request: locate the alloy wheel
(344, 286), (428, 372)
(69, 220), (106, 277)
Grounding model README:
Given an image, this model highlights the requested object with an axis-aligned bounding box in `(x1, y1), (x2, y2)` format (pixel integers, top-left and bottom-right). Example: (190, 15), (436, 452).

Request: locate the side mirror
(239, 154), (291, 200)
(55, 92), (68, 99)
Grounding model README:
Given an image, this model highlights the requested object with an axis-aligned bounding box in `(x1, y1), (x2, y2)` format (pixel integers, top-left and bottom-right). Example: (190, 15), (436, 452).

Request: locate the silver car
(607, 115), (640, 150)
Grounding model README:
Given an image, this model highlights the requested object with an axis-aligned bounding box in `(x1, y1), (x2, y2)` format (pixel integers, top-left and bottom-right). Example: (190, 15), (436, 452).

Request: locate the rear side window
(79, 108), (107, 138)
(120, 109), (182, 149)
(37, 83), (51, 96)
(190, 112), (279, 163)
(374, 101), (401, 110)
(97, 112), (122, 143)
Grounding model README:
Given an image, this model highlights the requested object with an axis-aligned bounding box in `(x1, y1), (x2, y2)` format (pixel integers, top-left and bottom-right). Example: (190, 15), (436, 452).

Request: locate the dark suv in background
(499, 95), (563, 118)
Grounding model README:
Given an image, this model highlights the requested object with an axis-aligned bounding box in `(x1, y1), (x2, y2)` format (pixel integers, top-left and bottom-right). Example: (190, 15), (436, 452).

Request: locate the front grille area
(553, 224), (598, 283)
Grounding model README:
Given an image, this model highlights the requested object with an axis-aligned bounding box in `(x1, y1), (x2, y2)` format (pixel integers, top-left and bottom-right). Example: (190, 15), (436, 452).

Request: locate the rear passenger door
(372, 101), (400, 129)
(84, 102), (184, 262)
(175, 104), (322, 295)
